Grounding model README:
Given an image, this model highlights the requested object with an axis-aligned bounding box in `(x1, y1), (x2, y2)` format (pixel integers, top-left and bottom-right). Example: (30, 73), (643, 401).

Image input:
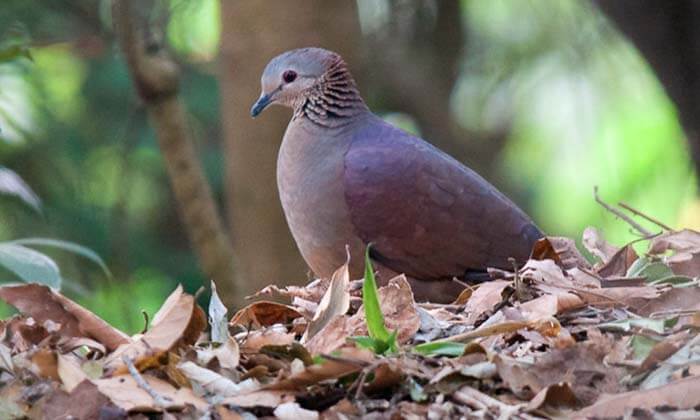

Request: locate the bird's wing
(343, 117), (542, 280)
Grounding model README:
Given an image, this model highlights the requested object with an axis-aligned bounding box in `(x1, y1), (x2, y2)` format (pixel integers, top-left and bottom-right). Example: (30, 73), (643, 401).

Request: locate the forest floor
(1, 211), (700, 419)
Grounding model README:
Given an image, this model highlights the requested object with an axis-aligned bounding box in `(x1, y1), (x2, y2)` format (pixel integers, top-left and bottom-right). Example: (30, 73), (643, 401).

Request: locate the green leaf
(351, 336), (382, 352)
(0, 243), (61, 289)
(630, 335), (658, 361)
(10, 238), (110, 277)
(600, 317), (678, 334)
(625, 257), (674, 283)
(638, 262), (674, 283)
(647, 275), (696, 287)
(626, 256), (649, 278)
(0, 166), (41, 212)
(363, 246), (391, 342)
(413, 341), (467, 357)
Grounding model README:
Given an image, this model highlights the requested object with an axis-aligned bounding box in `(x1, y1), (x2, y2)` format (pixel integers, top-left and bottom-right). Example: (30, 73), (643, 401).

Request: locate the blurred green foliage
(0, 0), (697, 332)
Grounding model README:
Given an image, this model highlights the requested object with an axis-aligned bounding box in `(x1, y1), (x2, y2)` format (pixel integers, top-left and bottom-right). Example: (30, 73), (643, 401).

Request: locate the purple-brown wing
(343, 116), (542, 280)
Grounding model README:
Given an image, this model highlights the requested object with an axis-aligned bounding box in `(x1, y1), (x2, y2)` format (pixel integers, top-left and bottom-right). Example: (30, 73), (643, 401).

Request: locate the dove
(251, 47), (542, 302)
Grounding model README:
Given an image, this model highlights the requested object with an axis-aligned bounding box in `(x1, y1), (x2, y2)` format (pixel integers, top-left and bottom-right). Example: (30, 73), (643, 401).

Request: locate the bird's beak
(250, 92), (274, 117)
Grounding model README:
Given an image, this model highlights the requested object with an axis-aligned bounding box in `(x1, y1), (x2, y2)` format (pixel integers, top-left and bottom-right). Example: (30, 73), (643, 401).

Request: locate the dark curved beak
(250, 93), (273, 117)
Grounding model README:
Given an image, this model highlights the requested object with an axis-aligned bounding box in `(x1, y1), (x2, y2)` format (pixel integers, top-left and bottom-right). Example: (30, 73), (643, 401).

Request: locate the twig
(139, 310), (149, 334)
(112, 0), (241, 308)
(594, 186), (652, 236)
(617, 201), (673, 231)
(453, 386), (527, 420)
(122, 355), (172, 408)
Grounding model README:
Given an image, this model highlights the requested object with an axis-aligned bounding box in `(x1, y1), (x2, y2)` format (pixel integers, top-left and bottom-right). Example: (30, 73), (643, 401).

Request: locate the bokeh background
(0, 0), (698, 332)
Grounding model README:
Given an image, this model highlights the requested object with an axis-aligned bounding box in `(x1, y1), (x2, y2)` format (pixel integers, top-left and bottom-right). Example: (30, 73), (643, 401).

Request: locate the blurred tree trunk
(219, 2), (363, 296)
(364, 0), (511, 186)
(113, 0), (240, 307)
(596, 0), (700, 176)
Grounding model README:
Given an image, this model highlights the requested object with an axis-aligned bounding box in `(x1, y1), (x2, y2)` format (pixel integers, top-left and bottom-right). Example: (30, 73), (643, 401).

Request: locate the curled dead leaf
(582, 227), (619, 264)
(464, 280), (511, 324)
(301, 260), (350, 344)
(239, 324), (295, 353)
(649, 229), (700, 277)
(576, 375), (700, 418)
(178, 361), (259, 397)
(0, 284), (130, 351)
(104, 285), (206, 372)
(92, 374), (208, 412)
(230, 301), (303, 329)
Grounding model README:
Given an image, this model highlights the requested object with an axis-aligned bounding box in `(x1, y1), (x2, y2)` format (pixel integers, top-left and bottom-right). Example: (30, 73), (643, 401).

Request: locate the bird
(251, 47), (543, 302)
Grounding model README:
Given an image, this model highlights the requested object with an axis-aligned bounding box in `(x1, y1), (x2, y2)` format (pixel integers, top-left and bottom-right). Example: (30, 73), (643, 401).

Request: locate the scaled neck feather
(295, 57), (368, 128)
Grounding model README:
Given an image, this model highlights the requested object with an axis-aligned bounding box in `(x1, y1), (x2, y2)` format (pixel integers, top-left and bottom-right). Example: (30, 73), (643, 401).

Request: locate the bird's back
(343, 115), (542, 280)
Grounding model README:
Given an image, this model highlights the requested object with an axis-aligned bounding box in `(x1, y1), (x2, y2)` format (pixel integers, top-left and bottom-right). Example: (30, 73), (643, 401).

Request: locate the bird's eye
(282, 70), (297, 83)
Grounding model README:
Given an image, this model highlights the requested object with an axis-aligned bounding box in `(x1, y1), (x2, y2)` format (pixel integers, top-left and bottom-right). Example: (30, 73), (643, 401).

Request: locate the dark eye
(282, 70), (297, 84)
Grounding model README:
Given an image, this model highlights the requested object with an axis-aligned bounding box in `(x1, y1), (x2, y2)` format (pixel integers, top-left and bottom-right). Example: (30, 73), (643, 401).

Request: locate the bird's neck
(295, 58), (368, 128)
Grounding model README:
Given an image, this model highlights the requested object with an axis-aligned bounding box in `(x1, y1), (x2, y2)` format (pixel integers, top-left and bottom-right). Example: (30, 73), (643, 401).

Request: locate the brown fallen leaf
(274, 402), (319, 420)
(178, 361), (259, 397)
(104, 285), (206, 372)
(252, 278), (330, 304)
(57, 354), (88, 392)
(363, 360), (404, 394)
(638, 286), (700, 317)
(576, 375), (700, 418)
(305, 276), (420, 355)
(301, 259), (350, 343)
(526, 382), (579, 412)
(0, 284), (130, 351)
(265, 347), (374, 391)
(530, 236), (590, 270)
(582, 227), (619, 264)
(42, 380), (117, 420)
(453, 386), (523, 418)
(518, 293), (583, 320)
(239, 325), (296, 353)
(196, 337), (240, 370)
(361, 275), (420, 343)
(451, 287), (473, 305)
(573, 285), (661, 309)
(30, 348), (59, 380)
(93, 374), (208, 412)
(464, 280), (511, 324)
(637, 330), (691, 374)
(230, 301), (303, 329)
(303, 315), (353, 355)
(222, 389), (295, 408)
(495, 332), (625, 404)
(5, 316), (49, 352)
(649, 229), (700, 277)
(597, 244), (638, 278)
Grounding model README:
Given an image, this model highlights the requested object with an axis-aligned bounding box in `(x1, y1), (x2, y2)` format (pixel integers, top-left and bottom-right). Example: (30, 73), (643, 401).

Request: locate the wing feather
(343, 117), (542, 280)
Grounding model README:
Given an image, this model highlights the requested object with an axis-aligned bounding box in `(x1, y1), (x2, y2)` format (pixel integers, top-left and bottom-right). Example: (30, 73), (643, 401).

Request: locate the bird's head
(250, 47), (345, 117)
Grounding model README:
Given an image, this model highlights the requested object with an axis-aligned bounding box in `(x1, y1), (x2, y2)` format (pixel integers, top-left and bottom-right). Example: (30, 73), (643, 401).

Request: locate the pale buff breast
(277, 119), (366, 278)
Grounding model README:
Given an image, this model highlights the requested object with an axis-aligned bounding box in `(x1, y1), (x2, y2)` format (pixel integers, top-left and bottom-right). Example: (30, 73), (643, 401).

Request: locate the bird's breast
(277, 124), (364, 277)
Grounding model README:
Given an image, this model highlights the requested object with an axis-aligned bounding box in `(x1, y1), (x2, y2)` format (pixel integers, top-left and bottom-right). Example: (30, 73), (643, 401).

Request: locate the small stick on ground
(140, 310), (149, 334)
(594, 187), (652, 236)
(617, 201), (673, 231)
(123, 355), (172, 408)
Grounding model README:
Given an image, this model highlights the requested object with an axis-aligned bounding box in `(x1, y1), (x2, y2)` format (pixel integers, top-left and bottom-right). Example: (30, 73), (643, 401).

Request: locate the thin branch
(112, 0), (241, 307)
(123, 355), (172, 408)
(617, 201), (673, 231)
(594, 186), (652, 236)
